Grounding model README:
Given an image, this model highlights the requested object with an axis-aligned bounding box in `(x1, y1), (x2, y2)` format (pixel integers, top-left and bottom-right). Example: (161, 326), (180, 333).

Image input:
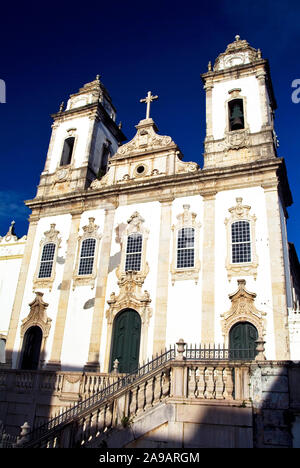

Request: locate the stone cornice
(51, 102), (126, 143)
(25, 158), (292, 216)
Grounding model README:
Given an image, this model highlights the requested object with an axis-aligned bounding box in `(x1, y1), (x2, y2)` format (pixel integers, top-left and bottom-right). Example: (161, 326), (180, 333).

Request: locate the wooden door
(229, 322), (258, 360)
(110, 309), (141, 373)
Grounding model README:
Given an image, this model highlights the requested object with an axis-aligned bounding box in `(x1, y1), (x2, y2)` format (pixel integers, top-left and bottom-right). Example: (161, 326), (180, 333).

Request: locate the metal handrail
(26, 346), (176, 444)
(25, 343), (256, 445)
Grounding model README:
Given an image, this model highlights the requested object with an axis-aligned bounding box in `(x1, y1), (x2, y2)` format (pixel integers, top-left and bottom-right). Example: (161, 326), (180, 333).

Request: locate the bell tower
(201, 35), (278, 168)
(36, 75), (126, 197)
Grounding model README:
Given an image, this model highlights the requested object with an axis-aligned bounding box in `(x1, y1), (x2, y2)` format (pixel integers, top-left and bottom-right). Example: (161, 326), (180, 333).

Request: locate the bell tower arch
(37, 75), (126, 196)
(201, 35), (278, 169)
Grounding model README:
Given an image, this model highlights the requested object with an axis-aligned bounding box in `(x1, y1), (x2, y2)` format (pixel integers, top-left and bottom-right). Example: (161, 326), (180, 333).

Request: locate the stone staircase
(21, 342), (254, 448)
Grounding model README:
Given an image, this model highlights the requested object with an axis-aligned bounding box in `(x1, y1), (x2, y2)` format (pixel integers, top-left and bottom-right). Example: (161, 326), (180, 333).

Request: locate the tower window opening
(229, 99), (244, 131)
(60, 137), (75, 166)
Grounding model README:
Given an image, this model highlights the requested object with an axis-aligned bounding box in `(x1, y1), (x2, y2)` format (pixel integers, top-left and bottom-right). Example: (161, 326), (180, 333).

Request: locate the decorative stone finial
(208, 61), (212, 71)
(176, 338), (186, 360)
(113, 359), (119, 374)
(96, 74), (101, 81)
(59, 101), (64, 112)
(255, 336), (266, 361)
(235, 34), (240, 41)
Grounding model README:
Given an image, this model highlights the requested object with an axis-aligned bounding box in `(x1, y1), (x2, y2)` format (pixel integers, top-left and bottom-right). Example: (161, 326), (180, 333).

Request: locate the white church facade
(1, 35), (299, 377)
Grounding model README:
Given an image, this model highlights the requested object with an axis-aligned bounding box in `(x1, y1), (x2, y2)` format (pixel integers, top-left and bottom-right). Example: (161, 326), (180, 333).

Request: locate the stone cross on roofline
(140, 91), (158, 119)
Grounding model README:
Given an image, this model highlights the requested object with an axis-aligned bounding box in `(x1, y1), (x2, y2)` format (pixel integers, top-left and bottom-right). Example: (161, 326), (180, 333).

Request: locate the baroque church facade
(0, 35), (299, 378)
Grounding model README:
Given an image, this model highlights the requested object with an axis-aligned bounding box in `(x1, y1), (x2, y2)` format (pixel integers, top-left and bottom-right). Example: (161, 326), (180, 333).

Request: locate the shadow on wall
(0, 348), (300, 448)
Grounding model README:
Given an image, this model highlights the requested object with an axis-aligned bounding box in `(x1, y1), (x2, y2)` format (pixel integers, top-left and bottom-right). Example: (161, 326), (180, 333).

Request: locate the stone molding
(117, 211), (150, 285)
(72, 217), (102, 289)
(19, 292), (52, 369)
(224, 197), (258, 280)
(33, 224), (61, 291)
(221, 279), (266, 345)
(170, 204), (201, 285)
(104, 271), (153, 368)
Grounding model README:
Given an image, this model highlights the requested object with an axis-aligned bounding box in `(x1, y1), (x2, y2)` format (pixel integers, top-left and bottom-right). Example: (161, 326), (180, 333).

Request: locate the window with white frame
(38, 242), (56, 279)
(78, 238), (96, 276)
(231, 220), (251, 263)
(170, 205), (201, 285)
(177, 227), (195, 269)
(125, 233), (143, 271)
(224, 197), (258, 280)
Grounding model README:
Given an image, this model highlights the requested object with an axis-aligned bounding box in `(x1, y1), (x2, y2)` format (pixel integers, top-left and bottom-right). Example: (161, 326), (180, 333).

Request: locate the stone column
(47, 212), (82, 369)
(5, 218), (39, 367)
(263, 183), (290, 359)
(85, 207), (115, 371)
(201, 192), (216, 344)
(153, 199), (173, 355)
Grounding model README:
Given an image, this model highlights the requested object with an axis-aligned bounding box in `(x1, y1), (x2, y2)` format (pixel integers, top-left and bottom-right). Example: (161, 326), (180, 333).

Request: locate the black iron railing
(185, 344), (257, 361)
(25, 343), (257, 446)
(26, 346), (176, 444)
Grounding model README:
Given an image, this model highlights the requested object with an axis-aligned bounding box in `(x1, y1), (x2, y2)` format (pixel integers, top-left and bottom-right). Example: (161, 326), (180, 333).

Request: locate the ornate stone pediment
(221, 279), (266, 343)
(21, 292), (52, 338)
(89, 118), (199, 189)
(106, 271), (152, 326)
(115, 118), (174, 158)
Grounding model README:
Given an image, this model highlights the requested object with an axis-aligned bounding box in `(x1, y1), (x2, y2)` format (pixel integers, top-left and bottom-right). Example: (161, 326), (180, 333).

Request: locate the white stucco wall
(0, 240), (25, 338)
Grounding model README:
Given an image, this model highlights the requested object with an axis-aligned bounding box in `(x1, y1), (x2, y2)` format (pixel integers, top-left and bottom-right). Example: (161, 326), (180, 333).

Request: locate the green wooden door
(229, 322), (258, 360)
(110, 309), (141, 373)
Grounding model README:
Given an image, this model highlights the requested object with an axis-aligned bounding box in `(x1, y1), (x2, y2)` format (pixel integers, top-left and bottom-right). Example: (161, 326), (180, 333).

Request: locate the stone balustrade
(22, 358), (253, 448)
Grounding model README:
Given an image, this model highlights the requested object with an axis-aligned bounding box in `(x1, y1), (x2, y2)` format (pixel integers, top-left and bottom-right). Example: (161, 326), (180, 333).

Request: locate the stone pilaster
(47, 212), (82, 369)
(5, 218), (39, 368)
(85, 207), (115, 372)
(201, 192), (216, 344)
(153, 199), (173, 355)
(256, 71), (270, 129)
(263, 184), (290, 359)
(204, 82), (214, 139)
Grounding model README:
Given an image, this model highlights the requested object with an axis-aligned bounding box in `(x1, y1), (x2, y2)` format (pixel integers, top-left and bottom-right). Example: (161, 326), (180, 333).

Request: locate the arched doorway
(20, 326), (43, 370)
(109, 309), (141, 373)
(229, 322), (258, 360)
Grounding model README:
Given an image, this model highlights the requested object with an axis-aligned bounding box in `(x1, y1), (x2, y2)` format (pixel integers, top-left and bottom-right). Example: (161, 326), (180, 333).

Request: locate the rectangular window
(125, 233), (142, 271)
(38, 243), (56, 278)
(177, 228), (195, 269)
(231, 221), (251, 263)
(78, 238), (96, 275)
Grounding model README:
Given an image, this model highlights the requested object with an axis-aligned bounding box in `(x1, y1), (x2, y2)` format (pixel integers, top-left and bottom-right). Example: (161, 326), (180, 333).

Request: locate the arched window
(98, 142), (111, 177)
(177, 227), (195, 269)
(60, 137), (75, 166)
(228, 99), (244, 131)
(231, 220), (251, 263)
(78, 238), (96, 276)
(125, 233), (143, 272)
(20, 326), (43, 370)
(38, 242), (56, 278)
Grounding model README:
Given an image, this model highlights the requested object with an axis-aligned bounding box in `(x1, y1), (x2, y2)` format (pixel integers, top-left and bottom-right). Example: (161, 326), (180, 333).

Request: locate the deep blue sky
(0, 0), (299, 255)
